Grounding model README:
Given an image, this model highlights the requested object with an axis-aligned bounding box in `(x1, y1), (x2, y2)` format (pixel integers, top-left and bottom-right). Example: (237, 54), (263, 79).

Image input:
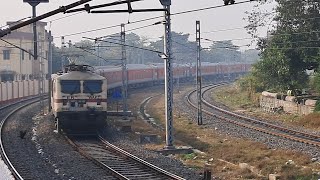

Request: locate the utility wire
(0, 38), (35, 58)
(74, 45), (110, 62)
(53, 24), (121, 38)
(54, 0), (256, 39)
(172, 0), (257, 16)
(49, 12), (83, 22)
(201, 37), (249, 48)
(84, 37), (164, 54)
(172, 40), (195, 51)
(94, 21), (163, 40)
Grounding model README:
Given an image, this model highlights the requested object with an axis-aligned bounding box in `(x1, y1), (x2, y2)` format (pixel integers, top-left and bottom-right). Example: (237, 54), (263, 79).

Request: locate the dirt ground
(123, 85), (320, 180)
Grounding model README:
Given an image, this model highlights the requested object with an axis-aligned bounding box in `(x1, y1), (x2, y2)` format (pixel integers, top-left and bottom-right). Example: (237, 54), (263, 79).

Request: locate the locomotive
(51, 64), (108, 132)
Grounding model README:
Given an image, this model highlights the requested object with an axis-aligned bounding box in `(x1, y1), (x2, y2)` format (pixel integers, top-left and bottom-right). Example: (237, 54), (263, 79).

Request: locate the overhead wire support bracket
(90, 8), (167, 14)
(65, 0), (142, 14)
(0, 0), (92, 38)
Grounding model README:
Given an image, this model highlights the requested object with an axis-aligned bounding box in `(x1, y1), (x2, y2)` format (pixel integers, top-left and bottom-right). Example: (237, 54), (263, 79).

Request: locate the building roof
(4, 31), (33, 40)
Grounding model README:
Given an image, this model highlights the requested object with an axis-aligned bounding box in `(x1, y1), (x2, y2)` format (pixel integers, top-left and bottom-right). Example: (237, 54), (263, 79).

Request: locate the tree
(245, 0), (320, 92)
(207, 40), (242, 63)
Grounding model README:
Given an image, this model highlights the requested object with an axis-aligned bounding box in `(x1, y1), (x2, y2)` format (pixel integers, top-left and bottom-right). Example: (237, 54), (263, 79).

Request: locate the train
(50, 62), (251, 132)
(95, 62), (251, 94)
(51, 64), (108, 132)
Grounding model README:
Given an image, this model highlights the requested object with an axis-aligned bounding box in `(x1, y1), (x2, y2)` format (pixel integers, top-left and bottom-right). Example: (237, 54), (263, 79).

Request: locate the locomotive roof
(53, 71), (105, 81)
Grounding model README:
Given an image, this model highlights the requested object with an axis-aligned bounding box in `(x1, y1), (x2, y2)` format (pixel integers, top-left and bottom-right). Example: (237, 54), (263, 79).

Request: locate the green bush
(315, 100), (320, 112)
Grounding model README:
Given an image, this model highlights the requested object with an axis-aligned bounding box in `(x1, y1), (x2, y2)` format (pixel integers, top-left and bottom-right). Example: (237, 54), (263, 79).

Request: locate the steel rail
(186, 85), (320, 147)
(64, 134), (130, 180)
(0, 96), (41, 110)
(0, 97), (43, 180)
(203, 85), (320, 141)
(64, 133), (185, 180)
(98, 134), (186, 180)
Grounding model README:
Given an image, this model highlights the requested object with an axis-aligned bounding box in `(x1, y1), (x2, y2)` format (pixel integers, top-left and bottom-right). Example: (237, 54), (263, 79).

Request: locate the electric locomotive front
(51, 64), (108, 131)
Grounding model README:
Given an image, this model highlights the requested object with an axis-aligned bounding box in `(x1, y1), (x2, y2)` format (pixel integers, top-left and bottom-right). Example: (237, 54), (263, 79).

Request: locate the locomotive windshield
(83, 80), (102, 94)
(60, 80), (81, 94)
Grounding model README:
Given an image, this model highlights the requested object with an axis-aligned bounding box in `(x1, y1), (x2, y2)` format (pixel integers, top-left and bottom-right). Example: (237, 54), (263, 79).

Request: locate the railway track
(65, 133), (185, 180)
(0, 96), (42, 180)
(187, 84), (320, 147)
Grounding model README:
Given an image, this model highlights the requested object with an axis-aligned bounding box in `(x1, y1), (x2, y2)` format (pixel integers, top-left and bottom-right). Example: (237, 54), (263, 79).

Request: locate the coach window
(83, 80), (102, 94)
(3, 50), (10, 60)
(60, 80), (81, 94)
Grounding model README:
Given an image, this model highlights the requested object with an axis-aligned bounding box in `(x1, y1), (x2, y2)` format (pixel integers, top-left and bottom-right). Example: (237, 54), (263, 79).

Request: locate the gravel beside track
(0, 157), (13, 180)
(2, 96), (202, 179)
(3, 102), (117, 179)
(31, 112), (120, 179)
(179, 85), (320, 161)
(2, 103), (60, 179)
(0, 104), (18, 180)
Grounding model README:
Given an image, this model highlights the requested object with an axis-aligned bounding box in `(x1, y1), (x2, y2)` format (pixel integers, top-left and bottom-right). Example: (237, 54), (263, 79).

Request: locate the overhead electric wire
(201, 37), (250, 48)
(53, 24), (121, 38)
(74, 45), (110, 62)
(93, 21), (163, 40)
(0, 16), (32, 29)
(173, 0), (257, 16)
(0, 38), (35, 58)
(84, 37), (163, 54)
(55, 0), (320, 44)
(49, 12), (83, 22)
(54, 0), (256, 39)
(172, 40), (195, 51)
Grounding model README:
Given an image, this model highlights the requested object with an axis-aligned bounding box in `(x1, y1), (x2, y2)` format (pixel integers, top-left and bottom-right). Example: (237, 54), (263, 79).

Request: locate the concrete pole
(48, 31), (52, 112)
(196, 20), (203, 125)
(163, 5), (174, 149)
(121, 24), (128, 114)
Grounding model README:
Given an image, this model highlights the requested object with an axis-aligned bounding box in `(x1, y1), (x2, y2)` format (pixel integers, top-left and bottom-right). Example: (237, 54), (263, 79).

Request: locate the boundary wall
(0, 80), (48, 106)
(260, 92), (316, 115)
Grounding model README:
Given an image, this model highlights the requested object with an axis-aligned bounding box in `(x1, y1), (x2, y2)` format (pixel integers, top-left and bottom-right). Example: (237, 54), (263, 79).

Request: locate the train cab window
(60, 80), (81, 94)
(83, 80), (102, 94)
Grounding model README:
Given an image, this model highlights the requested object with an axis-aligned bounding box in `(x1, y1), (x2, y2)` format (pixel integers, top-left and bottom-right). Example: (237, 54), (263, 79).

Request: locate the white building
(0, 21), (49, 81)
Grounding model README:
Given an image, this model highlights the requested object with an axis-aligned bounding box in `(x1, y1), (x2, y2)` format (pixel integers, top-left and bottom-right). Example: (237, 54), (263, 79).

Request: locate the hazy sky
(0, 0), (275, 49)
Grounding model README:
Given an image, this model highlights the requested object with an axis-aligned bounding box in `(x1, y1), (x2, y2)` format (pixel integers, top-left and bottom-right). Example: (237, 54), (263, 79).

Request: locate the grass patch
(127, 87), (320, 179)
(212, 84), (260, 110)
(213, 84), (320, 130)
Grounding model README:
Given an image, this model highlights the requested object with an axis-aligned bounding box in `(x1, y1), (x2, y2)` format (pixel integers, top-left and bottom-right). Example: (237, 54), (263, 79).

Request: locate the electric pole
(196, 20), (203, 125)
(61, 36), (65, 70)
(121, 23), (128, 115)
(48, 30), (52, 112)
(30, 2), (39, 61)
(160, 0), (174, 149)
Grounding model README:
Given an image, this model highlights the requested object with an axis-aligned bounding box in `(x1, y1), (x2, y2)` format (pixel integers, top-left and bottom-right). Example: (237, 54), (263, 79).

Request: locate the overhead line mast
(121, 24), (128, 116)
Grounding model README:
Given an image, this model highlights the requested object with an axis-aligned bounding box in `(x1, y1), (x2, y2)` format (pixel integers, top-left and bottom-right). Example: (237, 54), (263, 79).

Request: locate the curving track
(0, 96), (42, 180)
(187, 84), (320, 147)
(65, 133), (185, 180)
